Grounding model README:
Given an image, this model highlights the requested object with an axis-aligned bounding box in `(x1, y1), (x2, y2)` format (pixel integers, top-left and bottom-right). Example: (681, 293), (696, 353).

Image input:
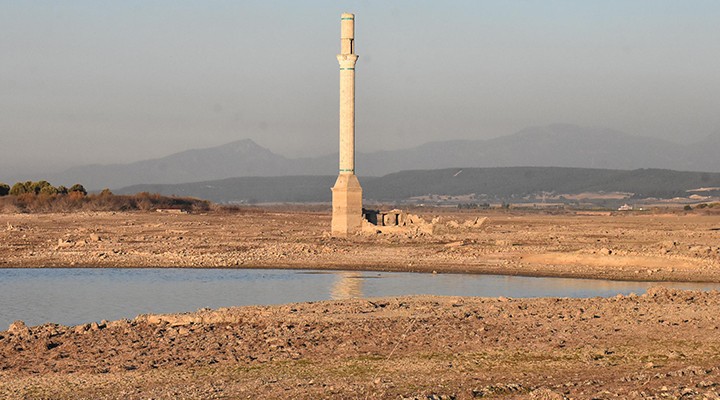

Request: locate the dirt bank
(1, 209), (719, 282)
(2, 287), (720, 399)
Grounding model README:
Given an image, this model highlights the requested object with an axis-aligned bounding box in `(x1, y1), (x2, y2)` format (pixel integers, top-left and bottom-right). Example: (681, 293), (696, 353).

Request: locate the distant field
(115, 166), (720, 205)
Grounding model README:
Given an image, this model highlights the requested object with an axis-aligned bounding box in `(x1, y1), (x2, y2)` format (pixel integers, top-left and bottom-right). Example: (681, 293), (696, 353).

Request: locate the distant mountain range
(115, 167), (720, 204)
(22, 124), (720, 190)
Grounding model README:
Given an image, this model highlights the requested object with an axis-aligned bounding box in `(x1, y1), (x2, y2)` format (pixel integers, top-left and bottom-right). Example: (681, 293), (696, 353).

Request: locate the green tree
(40, 185), (59, 195)
(10, 181), (31, 196)
(32, 180), (52, 194)
(0, 183), (9, 196)
(69, 184), (87, 195)
(56, 185), (69, 195)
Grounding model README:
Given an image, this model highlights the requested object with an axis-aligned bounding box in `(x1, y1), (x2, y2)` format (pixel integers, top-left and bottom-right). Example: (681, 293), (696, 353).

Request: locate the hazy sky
(2, 1), (720, 176)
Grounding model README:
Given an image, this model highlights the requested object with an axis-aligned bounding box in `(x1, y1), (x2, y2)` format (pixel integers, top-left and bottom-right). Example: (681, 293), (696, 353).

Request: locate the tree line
(0, 181), (86, 197)
(0, 180), (211, 213)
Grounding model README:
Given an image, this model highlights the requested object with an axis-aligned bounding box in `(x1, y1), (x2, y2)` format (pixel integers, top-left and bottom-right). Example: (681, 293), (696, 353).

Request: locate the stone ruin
(361, 208), (486, 236)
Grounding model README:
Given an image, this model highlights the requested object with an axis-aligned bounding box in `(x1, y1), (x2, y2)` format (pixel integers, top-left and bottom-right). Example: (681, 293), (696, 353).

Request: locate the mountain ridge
(114, 166), (720, 204)
(14, 124), (719, 189)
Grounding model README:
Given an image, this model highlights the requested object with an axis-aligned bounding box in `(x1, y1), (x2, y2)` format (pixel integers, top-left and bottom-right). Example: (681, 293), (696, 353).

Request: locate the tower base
(331, 174), (363, 237)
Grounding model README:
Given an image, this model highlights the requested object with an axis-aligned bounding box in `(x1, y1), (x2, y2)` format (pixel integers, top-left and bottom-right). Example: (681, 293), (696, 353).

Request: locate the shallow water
(1, 268), (718, 328)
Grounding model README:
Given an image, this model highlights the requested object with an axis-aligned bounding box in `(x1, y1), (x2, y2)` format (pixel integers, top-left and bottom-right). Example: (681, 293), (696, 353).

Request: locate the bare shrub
(209, 203), (265, 214)
(0, 199), (20, 213)
(0, 191), (210, 214)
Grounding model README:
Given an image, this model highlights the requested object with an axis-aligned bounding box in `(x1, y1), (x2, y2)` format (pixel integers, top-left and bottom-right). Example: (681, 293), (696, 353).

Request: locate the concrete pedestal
(331, 173), (363, 236)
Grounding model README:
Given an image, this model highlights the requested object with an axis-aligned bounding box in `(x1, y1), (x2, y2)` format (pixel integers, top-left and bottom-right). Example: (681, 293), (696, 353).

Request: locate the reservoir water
(1, 268), (719, 329)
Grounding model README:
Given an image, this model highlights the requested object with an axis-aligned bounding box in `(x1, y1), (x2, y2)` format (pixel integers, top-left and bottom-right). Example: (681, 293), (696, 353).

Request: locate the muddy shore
(1, 209), (719, 282)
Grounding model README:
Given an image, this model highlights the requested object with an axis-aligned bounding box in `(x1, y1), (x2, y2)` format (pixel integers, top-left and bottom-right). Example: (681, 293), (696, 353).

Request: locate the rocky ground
(1, 208), (719, 281)
(2, 287), (720, 399)
(2, 208), (720, 398)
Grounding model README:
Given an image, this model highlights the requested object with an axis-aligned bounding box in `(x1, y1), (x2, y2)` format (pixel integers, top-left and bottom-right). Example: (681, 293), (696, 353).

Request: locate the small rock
(529, 388), (568, 399)
(74, 324), (90, 334)
(8, 320), (30, 337)
(447, 220), (460, 229)
(56, 238), (74, 249)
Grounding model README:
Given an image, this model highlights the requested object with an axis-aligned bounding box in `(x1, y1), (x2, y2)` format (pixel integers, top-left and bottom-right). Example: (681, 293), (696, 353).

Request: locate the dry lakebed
(2, 208), (720, 399)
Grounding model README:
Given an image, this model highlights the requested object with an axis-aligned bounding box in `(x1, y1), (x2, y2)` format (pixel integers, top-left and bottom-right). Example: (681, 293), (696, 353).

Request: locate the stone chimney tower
(331, 13), (363, 236)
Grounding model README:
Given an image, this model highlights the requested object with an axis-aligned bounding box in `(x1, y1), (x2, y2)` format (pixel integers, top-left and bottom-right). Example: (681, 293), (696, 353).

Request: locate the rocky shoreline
(2, 287), (720, 399)
(1, 210), (719, 282)
(2, 209), (720, 398)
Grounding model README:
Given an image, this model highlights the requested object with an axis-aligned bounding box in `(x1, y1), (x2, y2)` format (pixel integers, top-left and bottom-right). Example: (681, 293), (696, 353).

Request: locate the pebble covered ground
(2, 208), (720, 398)
(1, 208), (719, 282)
(1, 288), (720, 399)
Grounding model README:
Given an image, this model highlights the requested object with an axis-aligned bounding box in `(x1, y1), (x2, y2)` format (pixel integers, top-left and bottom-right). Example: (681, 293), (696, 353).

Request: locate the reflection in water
(493, 274), (660, 298)
(331, 272), (363, 299)
(2, 268), (720, 328)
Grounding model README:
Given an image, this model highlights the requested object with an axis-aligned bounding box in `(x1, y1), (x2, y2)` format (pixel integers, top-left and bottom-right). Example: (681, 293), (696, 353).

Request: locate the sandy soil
(2, 288), (720, 399)
(1, 208), (719, 282)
